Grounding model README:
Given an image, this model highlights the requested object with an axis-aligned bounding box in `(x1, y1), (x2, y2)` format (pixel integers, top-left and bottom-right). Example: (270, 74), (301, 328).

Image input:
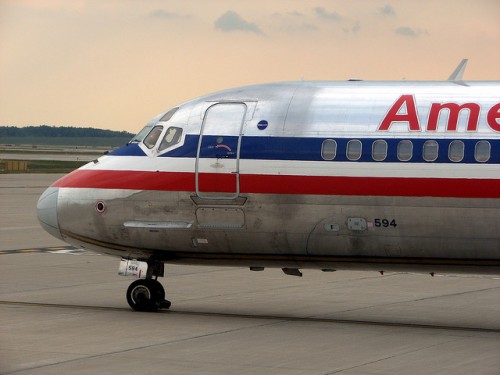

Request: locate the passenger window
(448, 140), (464, 162)
(346, 140), (362, 161)
(397, 140), (413, 161)
(158, 127), (182, 151)
(372, 140), (387, 161)
(143, 126), (163, 149)
(321, 139), (337, 160)
(475, 141), (490, 162)
(423, 140), (439, 162)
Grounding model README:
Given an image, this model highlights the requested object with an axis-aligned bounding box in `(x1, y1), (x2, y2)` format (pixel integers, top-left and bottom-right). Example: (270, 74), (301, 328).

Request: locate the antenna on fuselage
(448, 58), (468, 86)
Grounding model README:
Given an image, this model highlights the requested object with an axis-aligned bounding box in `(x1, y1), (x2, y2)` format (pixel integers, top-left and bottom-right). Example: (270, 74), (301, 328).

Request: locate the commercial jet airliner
(37, 60), (500, 311)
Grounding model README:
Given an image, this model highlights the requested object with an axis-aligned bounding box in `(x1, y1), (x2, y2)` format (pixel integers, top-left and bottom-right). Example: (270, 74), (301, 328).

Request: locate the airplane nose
(37, 187), (62, 240)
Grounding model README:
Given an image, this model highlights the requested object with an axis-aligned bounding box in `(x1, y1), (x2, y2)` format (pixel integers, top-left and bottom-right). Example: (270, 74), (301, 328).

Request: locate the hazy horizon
(1, 0), (499, 133)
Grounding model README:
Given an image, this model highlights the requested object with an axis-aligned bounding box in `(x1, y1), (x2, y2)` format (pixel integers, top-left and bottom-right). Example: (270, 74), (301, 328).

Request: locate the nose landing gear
(123, 260), (170, 312)
(126, 278), (171, 312)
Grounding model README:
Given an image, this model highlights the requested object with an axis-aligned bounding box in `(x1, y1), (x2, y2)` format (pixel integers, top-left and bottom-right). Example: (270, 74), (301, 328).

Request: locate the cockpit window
(158, 127), (182, 151)
(130, 125), (153, 143)
(143, 125), (163, 149)
(159, 107), (179, 122)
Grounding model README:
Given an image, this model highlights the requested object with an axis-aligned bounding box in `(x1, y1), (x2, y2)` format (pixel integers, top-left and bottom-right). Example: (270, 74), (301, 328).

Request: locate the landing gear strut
(125, 260), (171, 312)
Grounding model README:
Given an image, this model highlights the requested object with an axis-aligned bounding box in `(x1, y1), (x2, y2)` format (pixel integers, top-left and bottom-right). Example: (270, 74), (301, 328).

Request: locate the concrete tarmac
(1, 174), (500, 374)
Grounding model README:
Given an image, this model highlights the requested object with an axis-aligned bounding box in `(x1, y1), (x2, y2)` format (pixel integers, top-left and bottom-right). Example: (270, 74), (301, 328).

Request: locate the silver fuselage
(38, 80), (500, 274)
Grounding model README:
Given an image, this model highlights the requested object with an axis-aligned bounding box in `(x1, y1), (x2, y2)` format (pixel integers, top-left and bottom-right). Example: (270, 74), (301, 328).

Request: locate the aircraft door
(196, 102), (247, 199)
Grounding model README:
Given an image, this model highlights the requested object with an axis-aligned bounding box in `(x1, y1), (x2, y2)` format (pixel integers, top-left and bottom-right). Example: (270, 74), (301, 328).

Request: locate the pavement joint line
(0, 300), (499, 334)
(1, 317), (281, 375)
(0, 246), (84, 255)
(322, 336), (464, 375)
(319, 284), (500, 316)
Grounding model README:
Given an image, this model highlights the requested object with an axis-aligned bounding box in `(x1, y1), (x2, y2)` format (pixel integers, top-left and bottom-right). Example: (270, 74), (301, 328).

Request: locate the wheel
(127, 279), (160, 312)
(150, 279), (165, 301)
(149, 279), (171, 310)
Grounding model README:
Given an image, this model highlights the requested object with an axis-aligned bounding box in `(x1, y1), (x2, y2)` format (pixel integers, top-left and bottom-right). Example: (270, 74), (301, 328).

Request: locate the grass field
(0, 137), (123, 173)
(0, 159), (88, 174)
(2, 136), (131, 147)
(0, 149), (103, 156)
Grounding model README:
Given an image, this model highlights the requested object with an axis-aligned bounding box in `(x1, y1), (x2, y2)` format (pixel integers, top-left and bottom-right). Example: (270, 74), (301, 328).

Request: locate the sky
(1, 0), (499, 133)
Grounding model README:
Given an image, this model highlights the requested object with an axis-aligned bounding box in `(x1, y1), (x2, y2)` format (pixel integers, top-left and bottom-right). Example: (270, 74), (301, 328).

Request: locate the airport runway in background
(1, 174), (499, 374)
(0, 144), (107, 162)
(0, 153), (98, 162)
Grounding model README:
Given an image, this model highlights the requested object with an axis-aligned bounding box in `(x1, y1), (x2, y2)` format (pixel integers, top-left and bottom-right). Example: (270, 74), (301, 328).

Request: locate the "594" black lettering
(374, 218), (397, 228)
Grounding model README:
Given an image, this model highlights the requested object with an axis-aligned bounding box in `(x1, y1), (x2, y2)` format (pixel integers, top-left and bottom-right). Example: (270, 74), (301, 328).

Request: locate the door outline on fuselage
(195, 102), (247, 200)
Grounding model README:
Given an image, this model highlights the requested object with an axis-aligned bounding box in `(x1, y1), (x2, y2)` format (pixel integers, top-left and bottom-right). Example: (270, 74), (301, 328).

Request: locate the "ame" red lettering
(427, 102), (480, 131)
(378, 95), (500, 132)
(487, 103), (500, 131)
(378, 95), (420, 131)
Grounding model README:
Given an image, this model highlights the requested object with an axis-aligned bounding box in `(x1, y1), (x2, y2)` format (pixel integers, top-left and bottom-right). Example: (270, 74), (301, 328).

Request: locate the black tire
(150, 279), (171, 310)
(150, 279), (165, 301)
(127, 279), (160, 312)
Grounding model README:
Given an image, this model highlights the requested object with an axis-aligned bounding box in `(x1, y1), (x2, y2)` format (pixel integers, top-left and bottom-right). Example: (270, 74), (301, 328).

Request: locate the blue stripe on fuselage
(110, 135), (500, 164)
(108, 142), (147, 156)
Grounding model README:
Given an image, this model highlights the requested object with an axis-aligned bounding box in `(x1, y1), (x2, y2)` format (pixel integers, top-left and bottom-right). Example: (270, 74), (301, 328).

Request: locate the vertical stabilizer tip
(448, 59), (468, 81)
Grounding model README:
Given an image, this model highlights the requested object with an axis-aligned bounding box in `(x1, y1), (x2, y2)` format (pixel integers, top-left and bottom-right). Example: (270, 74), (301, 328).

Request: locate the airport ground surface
(0, 145), (109, 164)
(1, 174), (500, 374)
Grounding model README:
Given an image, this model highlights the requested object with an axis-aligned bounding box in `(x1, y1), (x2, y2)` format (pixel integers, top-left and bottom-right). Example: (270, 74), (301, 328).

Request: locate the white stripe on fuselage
(83, 155), (500, 179)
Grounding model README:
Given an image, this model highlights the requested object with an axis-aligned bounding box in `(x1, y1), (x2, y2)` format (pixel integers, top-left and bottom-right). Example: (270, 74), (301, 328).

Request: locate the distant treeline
(0, 125), (133, 138)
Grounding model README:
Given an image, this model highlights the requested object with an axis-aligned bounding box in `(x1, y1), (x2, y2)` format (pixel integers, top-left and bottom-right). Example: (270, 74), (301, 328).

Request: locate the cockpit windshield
(158, 127), (182, 151)
(143, 126), (163, 149)
(129, 107), (184, 152)
(129, 125), (153, 143)
(159, 107), (179, 122)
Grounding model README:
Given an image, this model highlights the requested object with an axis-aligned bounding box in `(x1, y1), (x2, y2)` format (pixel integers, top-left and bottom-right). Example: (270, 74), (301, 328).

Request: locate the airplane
(37, 60), (500, 311)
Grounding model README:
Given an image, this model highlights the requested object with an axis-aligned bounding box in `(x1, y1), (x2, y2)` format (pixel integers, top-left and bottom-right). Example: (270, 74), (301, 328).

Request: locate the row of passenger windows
(321, 139), (491, 163)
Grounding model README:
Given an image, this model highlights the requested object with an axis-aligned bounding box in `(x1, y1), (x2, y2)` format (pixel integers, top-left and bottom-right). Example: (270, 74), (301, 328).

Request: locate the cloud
(271, 11), (318, 33)
(351, 21), (361, 33)
(214, 11), (262, 34)
(284, 11), (305, 18)
(280, 22), (319, 33)
(149, 9), (190, 19)
(314, 7), (342, 21)
(300, 23), (319, 31)
(396, 26), (416, 36)
(379, 5), (396, 16)
(273, 11), (305, 18)
(342, 21), (361, 34)
(395, 26), (428, 37)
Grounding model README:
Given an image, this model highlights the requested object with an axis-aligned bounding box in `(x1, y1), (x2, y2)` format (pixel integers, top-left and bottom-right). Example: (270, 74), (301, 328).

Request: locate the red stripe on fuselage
(52, 169), (500, 198)
(53, 169), (195, 191)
